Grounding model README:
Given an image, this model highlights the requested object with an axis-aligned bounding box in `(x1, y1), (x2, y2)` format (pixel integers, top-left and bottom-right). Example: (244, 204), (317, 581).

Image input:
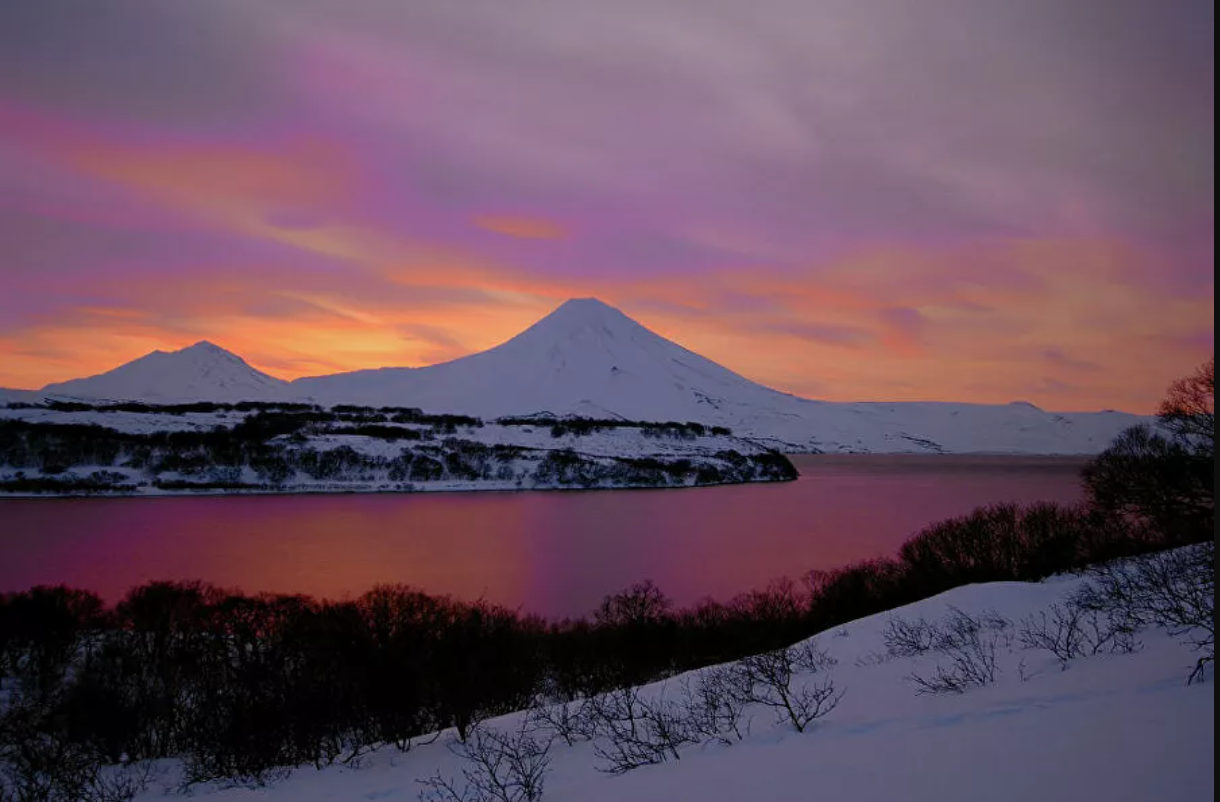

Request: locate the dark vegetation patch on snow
(497, 416), (732, 439)
(0, 405), (792, 495)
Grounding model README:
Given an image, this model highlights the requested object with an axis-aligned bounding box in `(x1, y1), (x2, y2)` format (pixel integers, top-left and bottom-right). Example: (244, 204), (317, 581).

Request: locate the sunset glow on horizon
(0, 0), (1212, 413)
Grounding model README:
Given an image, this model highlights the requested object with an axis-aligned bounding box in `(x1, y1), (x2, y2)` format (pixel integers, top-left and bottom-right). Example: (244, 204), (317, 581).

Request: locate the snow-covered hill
(292, 298), (1144, 454)
(10, 300), (1148, 453)
(0, 387), (40, 405)
(40, 341), (292, 403)
(129, 569), (1213, 802)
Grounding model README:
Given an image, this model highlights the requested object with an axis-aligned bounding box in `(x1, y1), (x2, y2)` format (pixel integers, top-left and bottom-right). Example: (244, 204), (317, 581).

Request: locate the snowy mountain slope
(292, 298), (1145, 454)
(292, 298), (770, 422)
(131, 570), (1213, 802)
(8, 300), (1149, 453)
(39, 341), (292, 403)
(0, 387), (42, 405)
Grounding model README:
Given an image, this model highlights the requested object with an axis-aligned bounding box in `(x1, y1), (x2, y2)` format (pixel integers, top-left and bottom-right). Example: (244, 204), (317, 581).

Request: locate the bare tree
(1158, 357), (1214, 447)
(594, 581), (671, 627)
(1084, 358), (1214, 547)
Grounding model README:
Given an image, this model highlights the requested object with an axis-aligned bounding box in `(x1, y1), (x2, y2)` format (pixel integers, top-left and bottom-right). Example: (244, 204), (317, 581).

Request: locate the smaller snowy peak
(41, 341), (291, 403)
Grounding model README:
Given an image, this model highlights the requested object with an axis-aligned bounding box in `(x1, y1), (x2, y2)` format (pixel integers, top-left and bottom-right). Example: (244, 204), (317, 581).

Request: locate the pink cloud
(0, 1), (1211, 413)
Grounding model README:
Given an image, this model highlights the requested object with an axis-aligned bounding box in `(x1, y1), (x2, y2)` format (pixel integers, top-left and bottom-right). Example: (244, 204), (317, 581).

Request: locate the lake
(0, 455), (1088, 619)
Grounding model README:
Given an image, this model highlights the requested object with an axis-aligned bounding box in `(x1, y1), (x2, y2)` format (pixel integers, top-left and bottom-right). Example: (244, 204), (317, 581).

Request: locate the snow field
(132, 570), (1213, 802)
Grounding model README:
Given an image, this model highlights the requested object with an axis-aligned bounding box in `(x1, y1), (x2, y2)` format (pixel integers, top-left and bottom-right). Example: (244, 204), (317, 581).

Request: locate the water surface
(0, 455), (1087, 618)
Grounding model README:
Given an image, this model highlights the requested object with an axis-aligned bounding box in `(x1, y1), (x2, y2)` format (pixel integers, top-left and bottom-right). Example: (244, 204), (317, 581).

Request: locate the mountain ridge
(12, 298), (1147, 454)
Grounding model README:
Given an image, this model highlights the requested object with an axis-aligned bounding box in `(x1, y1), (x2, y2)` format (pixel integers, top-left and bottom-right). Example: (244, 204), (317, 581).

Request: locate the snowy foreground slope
(13, 299), (1144, 454)
(133, 573), (1213, 802)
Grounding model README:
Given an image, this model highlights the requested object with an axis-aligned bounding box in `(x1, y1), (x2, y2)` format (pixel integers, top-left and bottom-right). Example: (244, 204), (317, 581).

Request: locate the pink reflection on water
(0, 456), (1086, 618)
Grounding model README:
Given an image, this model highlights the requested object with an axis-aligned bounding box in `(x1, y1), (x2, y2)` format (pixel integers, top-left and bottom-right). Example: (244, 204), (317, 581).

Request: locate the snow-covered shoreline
(0, 403), (798, 497)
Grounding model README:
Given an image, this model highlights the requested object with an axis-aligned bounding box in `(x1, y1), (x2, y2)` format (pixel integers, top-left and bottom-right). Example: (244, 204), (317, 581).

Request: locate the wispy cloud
(0, 0), (1211, 411)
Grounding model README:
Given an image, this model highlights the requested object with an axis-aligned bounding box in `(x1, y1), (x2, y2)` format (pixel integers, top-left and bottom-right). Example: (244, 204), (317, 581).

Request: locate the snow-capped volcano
(40, 341), (291, 403)
(14, 300), (1147, 453)
(292, 298), (1145, 454)
(292, 297), (771, 421)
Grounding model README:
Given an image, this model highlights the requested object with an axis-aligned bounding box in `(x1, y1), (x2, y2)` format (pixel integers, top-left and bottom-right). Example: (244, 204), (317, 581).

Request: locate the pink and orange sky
(0, 0), (1213, 412)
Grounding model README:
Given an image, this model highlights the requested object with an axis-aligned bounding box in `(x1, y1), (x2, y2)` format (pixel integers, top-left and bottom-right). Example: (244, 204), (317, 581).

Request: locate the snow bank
(132, 571), (1213, 802)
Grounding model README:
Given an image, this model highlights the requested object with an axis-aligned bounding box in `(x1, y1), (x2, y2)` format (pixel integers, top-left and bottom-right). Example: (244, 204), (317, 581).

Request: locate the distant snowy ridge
(40, 340), (293, 403)
(10, 299), (1148, 454)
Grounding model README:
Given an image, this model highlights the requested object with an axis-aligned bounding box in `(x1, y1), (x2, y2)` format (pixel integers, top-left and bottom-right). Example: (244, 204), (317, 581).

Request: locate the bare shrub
(1076, 544), (1214, 683)
(678, 664), (753, 746)
(881, 615), (939, 659)
(587, 686), (696, 774)
(417, 722), (552, 802)
(1018, 601), (1138, 669)
(526, 697), (597, 747)
(738, 642), (843, 733)
(906, 607), (1012, 695)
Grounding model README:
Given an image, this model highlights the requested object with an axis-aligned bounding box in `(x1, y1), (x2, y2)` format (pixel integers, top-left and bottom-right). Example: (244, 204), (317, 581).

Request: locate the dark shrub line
(495, 416), (732, 439)
(1, 418), (791, 493)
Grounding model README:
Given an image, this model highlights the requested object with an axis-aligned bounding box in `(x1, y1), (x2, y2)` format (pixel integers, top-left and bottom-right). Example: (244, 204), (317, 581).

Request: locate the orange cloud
(70, 138), (355, 212)
(1, 103), (361, 246)
(0, 111), (1209, 418)
(474, 214), (567, 240)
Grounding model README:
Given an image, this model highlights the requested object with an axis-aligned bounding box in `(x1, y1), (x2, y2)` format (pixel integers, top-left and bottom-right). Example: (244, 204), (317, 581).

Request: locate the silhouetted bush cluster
(0, 583), (545, 792)
(39, 400), (322, 416)
(897, 502), (1115, 592)
(0, 471), (138, 494)
(385, 410), (484, 429)
(1083, 357), (1213, 546)
(496, 416), (732, 439)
